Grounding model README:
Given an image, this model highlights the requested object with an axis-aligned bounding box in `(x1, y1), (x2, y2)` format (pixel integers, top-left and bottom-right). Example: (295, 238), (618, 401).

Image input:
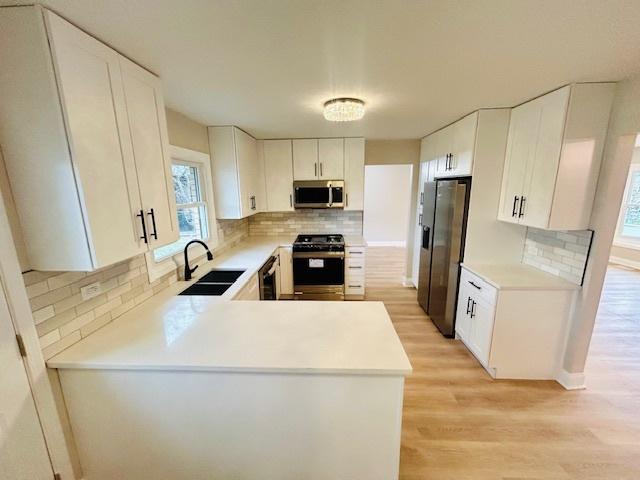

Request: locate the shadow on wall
(363, 164), (413, 246)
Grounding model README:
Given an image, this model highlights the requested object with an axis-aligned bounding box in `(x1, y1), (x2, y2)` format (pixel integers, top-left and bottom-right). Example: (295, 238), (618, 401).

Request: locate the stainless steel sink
(179, 269), (246, 296)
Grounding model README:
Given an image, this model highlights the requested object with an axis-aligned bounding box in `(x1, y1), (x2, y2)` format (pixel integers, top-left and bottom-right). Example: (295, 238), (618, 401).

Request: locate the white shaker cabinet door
(120, 57), (178, 248)
(318, 138), (344, 179)
(520, 86), (570, 228)
(235, 127), (259, 217)
(264, 140), (294, 211)
(278, 246), (294, 295)
(450, 112), (477, 176)
(497, 99), (540, 223)
(468, 297), (496, 366)
(45, 10), (146, 267)
(293, 139), (319, 180)
(344, 138), (365, 210)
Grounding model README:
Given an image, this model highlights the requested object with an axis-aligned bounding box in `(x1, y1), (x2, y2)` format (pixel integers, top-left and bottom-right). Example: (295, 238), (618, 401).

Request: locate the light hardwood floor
(365, 248), (640, 480)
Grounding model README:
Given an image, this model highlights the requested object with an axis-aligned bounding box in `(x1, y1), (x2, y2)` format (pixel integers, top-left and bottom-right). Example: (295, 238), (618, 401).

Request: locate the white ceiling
(5, 0), (640, 139)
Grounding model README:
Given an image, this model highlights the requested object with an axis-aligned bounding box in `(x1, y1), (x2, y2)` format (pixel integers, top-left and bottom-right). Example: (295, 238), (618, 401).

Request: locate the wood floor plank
(365, 247), (640, 479)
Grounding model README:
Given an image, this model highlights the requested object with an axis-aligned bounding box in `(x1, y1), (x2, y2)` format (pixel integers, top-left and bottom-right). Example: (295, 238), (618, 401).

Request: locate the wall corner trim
(556, 369), (586, 390)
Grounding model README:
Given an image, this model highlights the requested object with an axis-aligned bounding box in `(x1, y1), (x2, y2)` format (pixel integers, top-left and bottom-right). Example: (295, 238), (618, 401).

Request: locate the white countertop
(48, 235), (411, 375)
(461, 262), (581, 291)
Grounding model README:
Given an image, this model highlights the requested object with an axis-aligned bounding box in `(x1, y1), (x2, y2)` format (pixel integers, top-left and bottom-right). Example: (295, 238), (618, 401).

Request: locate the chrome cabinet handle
(320, 162), (323, 177)
(419, 213), (423, 226)
(466, 296), (472, 315)
(470, 300), (476, 318)
(420, 192), (424, 205)
(349, 265), (362, 269)
(137, 210), (148, 244)
(289, 194), (293, 207)
(346, 193), (349, 207)
(349, 284), (362, 288)
(147, 208), (158, 240)
(314, 163), (317, 177)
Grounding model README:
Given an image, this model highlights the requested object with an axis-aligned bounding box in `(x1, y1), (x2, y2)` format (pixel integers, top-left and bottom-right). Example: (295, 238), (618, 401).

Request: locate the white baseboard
(556, 369), (586, 390)
(609, 255), (640, 270)
(402, 277), (416, 287)
(366, 241), (406, 247)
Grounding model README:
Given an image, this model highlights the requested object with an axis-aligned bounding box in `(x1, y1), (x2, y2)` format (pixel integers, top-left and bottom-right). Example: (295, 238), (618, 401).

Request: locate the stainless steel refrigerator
(417, 178), (471, 337)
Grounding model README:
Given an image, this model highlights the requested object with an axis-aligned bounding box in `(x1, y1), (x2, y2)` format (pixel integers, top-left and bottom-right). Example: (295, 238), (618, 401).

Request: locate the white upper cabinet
(209, 126), (263, 219)
(0, 7), (177, 271)
(430, 112), (478, 178)
(498, 83), (615, 230)
(263, 140), (294, 211)
(292, 139), (319, 180)
(344, 138), (365, 210)
(119, 56), (179, 249)
(318, 138), (344, 179)
(293, 138), (346, 181)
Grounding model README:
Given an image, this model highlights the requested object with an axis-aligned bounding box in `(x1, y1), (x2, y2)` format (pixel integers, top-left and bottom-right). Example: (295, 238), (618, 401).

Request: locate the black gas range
(292, 234), (345, 300)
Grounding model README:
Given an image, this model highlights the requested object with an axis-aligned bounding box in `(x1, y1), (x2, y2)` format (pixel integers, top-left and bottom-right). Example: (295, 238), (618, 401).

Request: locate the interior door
(293, 139), (318, 180)
(45, 10), (146, 268)
(0, 278), (54, 480)
(120, 56), (178, 248)
(520, 86), (570, 228)
(318, 138), (344, 179)
(264, 140), (294, 211)
(498, 99), (540, 223)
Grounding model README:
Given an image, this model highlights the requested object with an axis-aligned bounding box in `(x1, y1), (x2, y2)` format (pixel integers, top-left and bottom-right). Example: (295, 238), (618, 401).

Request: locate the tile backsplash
(25, 217), (249, 359)
(248, 210), (363, 237)
(522, 227), (593, 285)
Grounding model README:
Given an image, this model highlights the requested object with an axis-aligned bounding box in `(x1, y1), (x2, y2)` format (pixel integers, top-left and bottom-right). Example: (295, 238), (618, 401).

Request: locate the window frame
(614, 163), (640, 250)
(145, 145), (218, 282)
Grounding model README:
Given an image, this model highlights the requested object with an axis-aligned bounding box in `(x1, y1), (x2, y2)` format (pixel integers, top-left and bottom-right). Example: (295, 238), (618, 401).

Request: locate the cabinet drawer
(346, 256), (365, 269)
(460, 268), (497, 306)
(345, 281), (365, 296)
(346, 246), (365, 257)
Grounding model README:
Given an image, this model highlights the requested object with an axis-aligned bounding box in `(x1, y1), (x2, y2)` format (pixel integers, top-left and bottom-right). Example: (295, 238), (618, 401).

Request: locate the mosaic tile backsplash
(522, 227), (593, 285)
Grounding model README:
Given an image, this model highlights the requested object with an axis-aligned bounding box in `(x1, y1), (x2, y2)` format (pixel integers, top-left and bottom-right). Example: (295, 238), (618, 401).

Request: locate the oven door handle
(292, 252), (345, 259)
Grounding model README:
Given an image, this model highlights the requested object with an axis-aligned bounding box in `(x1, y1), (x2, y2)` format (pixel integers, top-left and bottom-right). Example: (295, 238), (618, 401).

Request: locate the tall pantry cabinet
(0, 6), (178, 271)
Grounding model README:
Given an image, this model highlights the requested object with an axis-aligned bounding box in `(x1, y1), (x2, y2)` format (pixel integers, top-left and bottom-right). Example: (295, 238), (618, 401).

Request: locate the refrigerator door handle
(421, 225), (430, 250)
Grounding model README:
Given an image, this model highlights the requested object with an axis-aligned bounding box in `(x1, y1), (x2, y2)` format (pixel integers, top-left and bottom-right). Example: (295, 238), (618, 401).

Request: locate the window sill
(612, 238), (640, 251)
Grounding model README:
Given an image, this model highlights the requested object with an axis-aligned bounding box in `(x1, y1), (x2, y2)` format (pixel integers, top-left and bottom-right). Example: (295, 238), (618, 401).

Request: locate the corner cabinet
(498, 83), (615, 230)
(0, 6), (178, 271)
(209, 126), (265, 219)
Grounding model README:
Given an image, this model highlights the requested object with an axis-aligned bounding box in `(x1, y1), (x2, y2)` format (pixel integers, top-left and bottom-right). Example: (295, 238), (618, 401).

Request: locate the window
(153, 160), (211, 261)
(615, 164), (640, 246)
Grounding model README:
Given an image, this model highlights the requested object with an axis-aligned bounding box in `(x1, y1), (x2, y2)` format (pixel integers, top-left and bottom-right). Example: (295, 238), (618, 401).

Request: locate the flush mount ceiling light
(323, 98), (365, 122)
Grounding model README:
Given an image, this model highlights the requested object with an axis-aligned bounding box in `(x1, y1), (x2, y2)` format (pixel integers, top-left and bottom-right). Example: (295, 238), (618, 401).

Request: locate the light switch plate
(80, 282), (102, 301)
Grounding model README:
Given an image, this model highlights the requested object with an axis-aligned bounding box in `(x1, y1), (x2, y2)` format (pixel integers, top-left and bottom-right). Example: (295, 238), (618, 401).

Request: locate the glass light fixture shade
(323, 98), (365, 122)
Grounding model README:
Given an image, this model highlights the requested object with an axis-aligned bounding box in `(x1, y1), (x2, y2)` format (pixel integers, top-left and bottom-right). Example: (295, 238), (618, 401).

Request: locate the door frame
(0, 193), (76, 478)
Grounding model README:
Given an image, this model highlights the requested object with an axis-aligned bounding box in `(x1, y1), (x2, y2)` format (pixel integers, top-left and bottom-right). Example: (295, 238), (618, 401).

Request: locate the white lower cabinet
(278, 246), (294, 296)
(345, 246), (366, 299)
(233, 274), (260, 300)
(456, 266), (576, 380)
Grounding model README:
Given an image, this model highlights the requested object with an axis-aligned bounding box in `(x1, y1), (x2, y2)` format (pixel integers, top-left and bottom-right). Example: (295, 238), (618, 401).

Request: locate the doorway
(587, 134), (640, 390)
(362, 164), (413, 246)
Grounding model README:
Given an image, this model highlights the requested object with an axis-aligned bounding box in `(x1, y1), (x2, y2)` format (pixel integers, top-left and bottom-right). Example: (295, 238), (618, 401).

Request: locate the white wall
(363, 164), (413, 246)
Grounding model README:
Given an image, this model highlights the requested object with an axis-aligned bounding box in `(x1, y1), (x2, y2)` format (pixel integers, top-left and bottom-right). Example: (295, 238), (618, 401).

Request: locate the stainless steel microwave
(293, 180), (344, 209)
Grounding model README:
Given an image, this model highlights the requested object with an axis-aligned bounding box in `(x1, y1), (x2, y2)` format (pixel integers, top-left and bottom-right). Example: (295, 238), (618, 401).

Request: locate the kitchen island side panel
(59, 368), (405, 480)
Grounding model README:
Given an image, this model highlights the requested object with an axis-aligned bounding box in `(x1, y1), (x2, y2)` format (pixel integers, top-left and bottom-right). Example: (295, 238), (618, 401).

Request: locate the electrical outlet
(80, 282), (102, 301)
